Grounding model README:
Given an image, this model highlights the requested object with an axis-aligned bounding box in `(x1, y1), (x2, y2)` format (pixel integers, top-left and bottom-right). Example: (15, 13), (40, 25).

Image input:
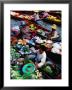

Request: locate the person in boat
(28, 44), (46, 68)
(48, 24), (59, 41)
(33, 11), (40, 21)
(35, 45), (47, 68)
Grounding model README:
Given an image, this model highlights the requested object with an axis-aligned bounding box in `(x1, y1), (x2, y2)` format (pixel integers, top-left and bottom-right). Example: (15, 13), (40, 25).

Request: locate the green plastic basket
(22, 63), (35, 75)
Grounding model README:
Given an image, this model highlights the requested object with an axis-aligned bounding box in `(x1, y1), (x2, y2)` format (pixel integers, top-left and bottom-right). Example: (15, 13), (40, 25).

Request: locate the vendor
(33, 11), (40, 21)
(42, 11), (49, 18)
(49, 24), (59, 40)
(28, 45), (46, 68)
(35, 45), (46, 68)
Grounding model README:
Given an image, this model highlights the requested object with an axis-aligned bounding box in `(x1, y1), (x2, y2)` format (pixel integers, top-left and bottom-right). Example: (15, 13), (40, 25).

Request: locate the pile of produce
(29, 24), (37, 31)
(10, 47), (21, 60)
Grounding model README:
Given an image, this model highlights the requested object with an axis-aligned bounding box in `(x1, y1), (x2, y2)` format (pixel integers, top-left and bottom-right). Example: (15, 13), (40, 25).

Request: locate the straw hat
(51, 24), (57, 30)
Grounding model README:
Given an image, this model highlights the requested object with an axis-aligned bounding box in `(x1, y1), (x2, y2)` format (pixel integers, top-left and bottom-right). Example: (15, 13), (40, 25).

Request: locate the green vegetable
(44, 65), (53, 74)
(10, 47), (21, 60)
